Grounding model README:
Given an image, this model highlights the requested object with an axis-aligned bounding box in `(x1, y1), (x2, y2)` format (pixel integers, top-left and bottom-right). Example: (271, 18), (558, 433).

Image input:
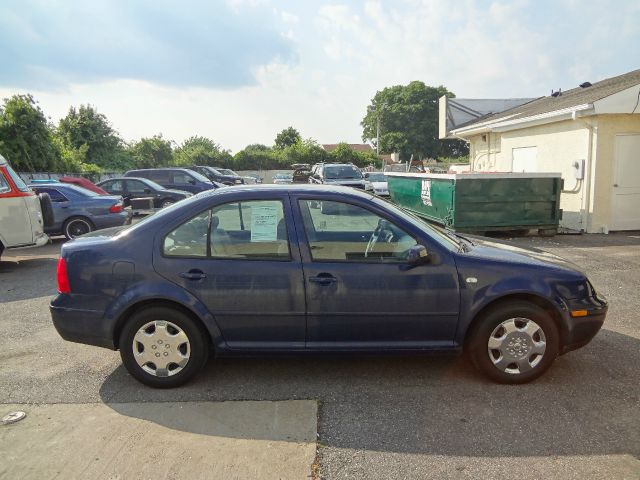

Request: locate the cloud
(0, 0), (297, 90)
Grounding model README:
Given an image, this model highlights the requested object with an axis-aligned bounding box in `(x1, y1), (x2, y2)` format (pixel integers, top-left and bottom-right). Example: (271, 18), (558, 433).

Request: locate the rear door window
(163, 200), (290, 260)
(36, 187), (68, 202)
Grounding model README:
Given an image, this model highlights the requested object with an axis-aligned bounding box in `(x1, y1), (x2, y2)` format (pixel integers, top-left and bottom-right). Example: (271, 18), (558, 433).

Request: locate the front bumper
(561, 295), (608, 354)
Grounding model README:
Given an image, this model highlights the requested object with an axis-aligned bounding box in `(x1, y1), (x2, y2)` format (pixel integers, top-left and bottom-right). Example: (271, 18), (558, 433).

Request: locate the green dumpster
(386, 172), (562, 234)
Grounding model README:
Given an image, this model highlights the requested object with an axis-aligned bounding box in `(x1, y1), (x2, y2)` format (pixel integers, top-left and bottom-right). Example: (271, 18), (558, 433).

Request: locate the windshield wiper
(454, 232), (475, 246)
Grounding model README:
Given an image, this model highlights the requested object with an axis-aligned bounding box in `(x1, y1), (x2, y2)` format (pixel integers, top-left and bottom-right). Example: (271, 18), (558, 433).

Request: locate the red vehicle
(59, 176), (109, 195)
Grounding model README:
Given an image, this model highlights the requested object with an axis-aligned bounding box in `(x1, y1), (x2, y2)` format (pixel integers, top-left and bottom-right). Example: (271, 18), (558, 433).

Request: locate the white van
(0, 154), (50, 259)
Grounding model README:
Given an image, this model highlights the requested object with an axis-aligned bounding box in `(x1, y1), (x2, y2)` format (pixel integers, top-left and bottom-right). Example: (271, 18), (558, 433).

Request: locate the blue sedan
(30, 183), (131, 239)
(50, 185), (607, 387)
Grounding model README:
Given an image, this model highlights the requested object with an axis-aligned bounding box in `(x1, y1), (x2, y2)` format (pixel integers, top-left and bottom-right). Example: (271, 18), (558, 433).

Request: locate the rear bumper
(561, 296), (608, 354)
(50, 301), (115, 350)
(94, 211), (131, 229)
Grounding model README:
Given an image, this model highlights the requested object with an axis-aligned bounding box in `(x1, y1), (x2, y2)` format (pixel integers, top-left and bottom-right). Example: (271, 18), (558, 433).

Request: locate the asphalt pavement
(0, 233), (639, 479)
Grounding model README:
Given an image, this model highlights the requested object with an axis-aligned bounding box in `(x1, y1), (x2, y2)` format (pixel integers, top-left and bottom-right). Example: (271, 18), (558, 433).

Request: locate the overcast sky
(1, 0), (638, 152)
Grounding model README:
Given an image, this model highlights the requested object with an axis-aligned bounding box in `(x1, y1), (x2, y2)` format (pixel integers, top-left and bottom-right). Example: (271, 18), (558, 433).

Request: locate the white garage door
(611, 134), (640, 230)
(512, 146), (538, 172)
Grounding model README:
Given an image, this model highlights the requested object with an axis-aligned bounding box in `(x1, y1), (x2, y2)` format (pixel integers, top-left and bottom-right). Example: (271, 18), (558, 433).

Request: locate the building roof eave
(450, 104), (594, 137)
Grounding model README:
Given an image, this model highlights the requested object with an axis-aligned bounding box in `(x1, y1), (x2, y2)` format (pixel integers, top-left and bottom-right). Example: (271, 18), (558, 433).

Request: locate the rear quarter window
(0, 171), (10, 193)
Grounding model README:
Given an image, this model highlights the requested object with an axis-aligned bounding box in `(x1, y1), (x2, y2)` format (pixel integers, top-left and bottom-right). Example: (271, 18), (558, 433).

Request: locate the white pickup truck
(0, 154), (51, 259)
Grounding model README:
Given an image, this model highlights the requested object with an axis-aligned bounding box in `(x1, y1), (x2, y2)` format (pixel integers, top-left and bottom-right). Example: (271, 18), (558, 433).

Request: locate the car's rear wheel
(119, 306), (208, 388)
(63, 216), (93, 239)
(467, 301), (560, 384)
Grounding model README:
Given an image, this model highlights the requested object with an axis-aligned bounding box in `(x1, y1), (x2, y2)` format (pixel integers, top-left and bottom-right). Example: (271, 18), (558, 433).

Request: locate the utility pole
(376, 103), (387, 169)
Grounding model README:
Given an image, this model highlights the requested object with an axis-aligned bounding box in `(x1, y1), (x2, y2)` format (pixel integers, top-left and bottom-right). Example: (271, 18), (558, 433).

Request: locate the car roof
(206, 183), (375, 198)
(99, 176), (149, 182)
(127, 167), (191, 172)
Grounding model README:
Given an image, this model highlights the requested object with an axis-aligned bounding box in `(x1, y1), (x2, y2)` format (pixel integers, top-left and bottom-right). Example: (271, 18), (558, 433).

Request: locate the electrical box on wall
(574, 159), (586, 180)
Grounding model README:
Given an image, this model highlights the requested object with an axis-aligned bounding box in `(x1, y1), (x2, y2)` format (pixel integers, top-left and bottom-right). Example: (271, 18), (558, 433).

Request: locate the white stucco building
(439, 70), (640, 233)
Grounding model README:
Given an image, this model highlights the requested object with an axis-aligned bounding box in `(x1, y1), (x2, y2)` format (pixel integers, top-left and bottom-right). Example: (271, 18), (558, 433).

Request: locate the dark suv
(124, 168), (217, 194)
(188, 166), (243, 186)
(309, 163), (368, 190)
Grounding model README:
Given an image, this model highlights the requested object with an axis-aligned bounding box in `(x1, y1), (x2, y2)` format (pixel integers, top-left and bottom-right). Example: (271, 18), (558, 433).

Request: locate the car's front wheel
(160, 199), (175, 208)
(119, 306), (209, 388)
(467, 301), (560, 384)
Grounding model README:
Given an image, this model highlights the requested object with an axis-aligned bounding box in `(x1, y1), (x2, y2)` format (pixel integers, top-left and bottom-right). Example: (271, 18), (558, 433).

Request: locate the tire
(63, 216), (94, 240)
(119, 306), (209, 388)
(467, 301), (560, 384)
(160, 198), (175, 208)
(38, 193), (55, 228)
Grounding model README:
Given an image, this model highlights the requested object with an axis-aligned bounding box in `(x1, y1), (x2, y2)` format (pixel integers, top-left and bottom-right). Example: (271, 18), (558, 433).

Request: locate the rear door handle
(309, 274), (337, 286)
(180, 270), (207, 280)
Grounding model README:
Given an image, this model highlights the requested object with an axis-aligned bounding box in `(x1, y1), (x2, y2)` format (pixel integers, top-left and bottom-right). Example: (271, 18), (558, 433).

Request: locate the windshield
(5, 165), (30, 192)
(367, 173), (387, 182)
(188, 170), (213, 184)
(324, 165), (362, 180)
(142, 179), (167, 190)
(63, 184), (101, 196)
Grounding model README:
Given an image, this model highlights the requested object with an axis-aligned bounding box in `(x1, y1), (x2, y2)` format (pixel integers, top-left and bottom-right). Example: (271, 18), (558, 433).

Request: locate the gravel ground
(1, 232), (639, 479)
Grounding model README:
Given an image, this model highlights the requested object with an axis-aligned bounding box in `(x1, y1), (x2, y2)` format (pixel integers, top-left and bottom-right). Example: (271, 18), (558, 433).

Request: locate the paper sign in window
(250, 204), (279, 241)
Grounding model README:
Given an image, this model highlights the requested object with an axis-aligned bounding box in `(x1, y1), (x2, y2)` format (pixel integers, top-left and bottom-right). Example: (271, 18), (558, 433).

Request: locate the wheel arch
(112, 298), (217, 351)
(464, 293), (568, 348)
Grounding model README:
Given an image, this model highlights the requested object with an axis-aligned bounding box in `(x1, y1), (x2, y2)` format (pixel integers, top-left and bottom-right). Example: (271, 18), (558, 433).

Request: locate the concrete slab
(0, 401), (318, 480)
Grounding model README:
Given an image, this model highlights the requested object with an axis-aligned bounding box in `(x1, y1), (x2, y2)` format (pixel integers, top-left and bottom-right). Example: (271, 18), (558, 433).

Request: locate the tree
(129, 135), (173, 169)
(281, 138), (328, 166)
(173, 136), (232, 167)
(274, 127), (301, 149)
(0, 94), (60, 172)
(56, 105), (131, 170)
(361, 81), (469, 161)
(329, 142), (380, 168)
(233, 144), (279, 170)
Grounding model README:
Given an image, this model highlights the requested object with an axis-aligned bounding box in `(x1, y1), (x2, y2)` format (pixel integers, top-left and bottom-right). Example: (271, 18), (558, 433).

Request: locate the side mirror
(406, 244), (429, 265)
(143, 188), (151, 194)
(188, 178), (196, 185)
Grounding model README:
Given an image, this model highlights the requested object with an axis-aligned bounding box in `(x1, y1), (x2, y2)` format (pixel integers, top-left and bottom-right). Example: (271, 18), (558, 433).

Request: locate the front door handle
(309, 274), (337, 286)
(180, 269), (207, 280)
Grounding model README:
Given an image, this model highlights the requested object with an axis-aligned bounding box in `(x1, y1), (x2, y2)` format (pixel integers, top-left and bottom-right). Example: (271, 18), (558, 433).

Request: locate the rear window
(5, 165), (30, 192)
(324, 165), (362, 180)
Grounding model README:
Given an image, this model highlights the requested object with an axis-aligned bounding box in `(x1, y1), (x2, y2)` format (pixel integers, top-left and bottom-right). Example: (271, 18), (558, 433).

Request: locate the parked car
(242, 173), (263, 184)
(215, 168), (246, 183)
(0, 155), (50, 258)
(124, 168), (218, 194)
(364, 172), (389, 197)
(50, 185), (607, 388)
(187, 166), (243, 185)
(97, 177), (192, 209)
(29, 183), (131, 239)
(273, 173), (293, 184)
(309, 163), (369, 191)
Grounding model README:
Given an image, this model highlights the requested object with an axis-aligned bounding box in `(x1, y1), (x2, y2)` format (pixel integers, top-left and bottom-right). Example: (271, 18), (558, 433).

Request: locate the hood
(463, 235), (584, 274)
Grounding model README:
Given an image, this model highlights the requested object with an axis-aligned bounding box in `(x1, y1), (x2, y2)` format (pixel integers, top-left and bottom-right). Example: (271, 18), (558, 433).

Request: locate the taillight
(109, 203), (123, 213)
(57, 258), (71, 294)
